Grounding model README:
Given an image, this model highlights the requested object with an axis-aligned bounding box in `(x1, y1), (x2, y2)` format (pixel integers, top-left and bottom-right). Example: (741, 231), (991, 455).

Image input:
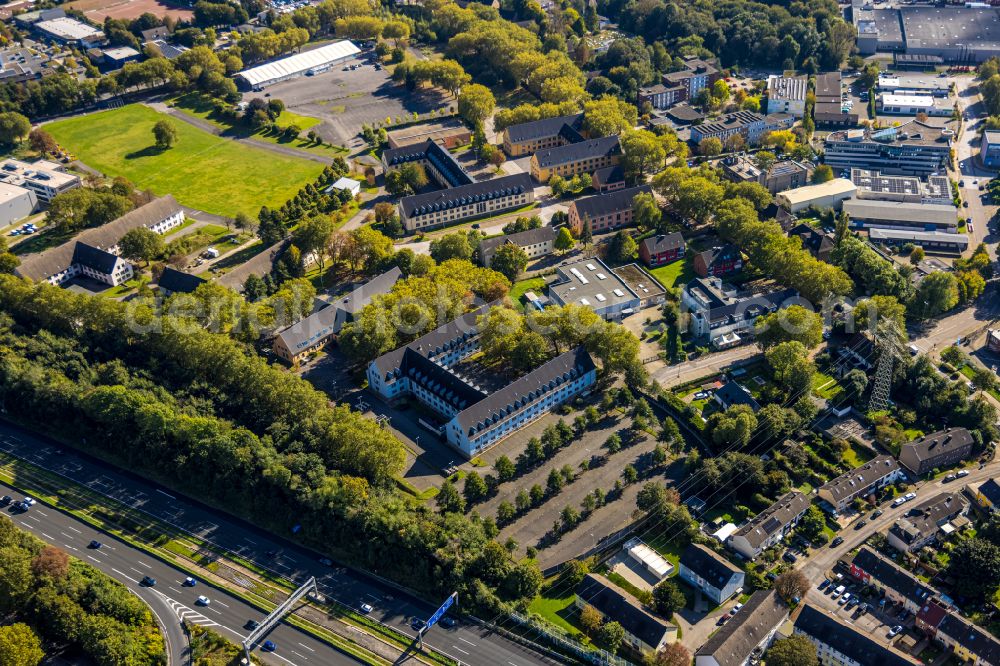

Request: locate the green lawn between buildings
(46, 104), (326, 217)
(647, 257), (693, 291)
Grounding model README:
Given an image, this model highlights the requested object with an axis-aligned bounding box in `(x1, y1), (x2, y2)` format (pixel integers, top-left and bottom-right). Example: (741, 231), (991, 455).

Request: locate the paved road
(0, 475), (353, 666)
(0, 422), (556, 666)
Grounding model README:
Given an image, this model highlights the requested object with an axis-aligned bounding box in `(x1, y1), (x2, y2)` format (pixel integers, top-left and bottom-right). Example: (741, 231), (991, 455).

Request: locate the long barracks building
(366, 303), (597, 457)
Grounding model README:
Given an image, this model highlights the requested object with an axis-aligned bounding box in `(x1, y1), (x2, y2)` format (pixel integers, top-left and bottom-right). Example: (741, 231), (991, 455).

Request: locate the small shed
(328, 177), (361, 197)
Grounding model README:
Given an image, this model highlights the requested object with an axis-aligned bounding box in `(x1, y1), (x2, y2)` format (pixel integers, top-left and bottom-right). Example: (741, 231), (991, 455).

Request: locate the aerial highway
(0, 421), (558, 666)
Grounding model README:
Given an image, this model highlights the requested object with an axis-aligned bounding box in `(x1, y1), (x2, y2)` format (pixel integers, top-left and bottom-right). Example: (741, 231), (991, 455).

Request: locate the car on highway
(244, 620), (259, 630)
(439, 616), (456, 628)
(888, 625), (903, 637)
(140, 576), (156, 587)
(410, 618), (426, 632)
(184, 577), (197, 586)
(262, 640), (276, 652)
(196, 596), (210, 606)
(21, 497), (35, 507)
(0, 495), (10, 506)
(319, 558), (333, 566)
(831, 536), (844, 547)
(88, 540), (102, 549)
(360, 603), (373, 614)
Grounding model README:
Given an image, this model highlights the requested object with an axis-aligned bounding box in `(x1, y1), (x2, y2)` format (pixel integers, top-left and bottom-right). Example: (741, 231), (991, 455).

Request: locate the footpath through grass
(46, 104), (325, 217)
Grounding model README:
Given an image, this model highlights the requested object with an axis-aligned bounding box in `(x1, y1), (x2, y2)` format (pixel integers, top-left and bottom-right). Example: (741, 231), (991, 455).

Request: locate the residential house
(970, 478), (1000, 513)
(575, 575), (677, 654)
(274, 267), (402, 365)
(887, 492), (968, 553)
(898, 428), (975, 476)
(0, 158), (80, 203)
(638, 233), (685, 268)
(678, 544), (744, 605)
(567, 185), (652, 235)
(157, 267), (205, 297)
(529, 135), (621, 182)
(712, 381), (761, 412)
(477, 226), (557, 269)
(766, 75), (808, 117)
(917, 603), (1000, 666)
(694, 591), (789, 666)
(693, 245), (742, 277)
(817, 455), (903, 514)
(794, 604), (920, 666)
(788, 223), (835, 262)
(501, 113), (584, 157)
(849, 547), (938, 614)
(681, 276), (797, 349)
(728, 491), (812, 560)
(592, 165), (626, 192)
(15, 195), (184, 287)
(775, 179), (857, 214)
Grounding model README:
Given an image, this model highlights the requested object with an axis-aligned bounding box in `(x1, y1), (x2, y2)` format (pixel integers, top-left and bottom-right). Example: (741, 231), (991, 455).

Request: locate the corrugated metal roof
(237, 41), (360, 86)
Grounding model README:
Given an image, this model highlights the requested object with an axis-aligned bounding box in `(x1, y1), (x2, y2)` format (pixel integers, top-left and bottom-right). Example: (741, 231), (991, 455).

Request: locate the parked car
(888, 625), (903, 637)
(716, 614), (730, 626)
(855, 519), (868, 530)
(832, 585), (846, 599)
(838, 592), (851, 605)
(819, 579), (831, 590)
(872, 509), (883, 518)
(945, 473), (956, 481)
(831, 536), (844, 547)
(958, 470), (970, 478)
(783, 551), (798, 563)
(905, 492), (916, 501)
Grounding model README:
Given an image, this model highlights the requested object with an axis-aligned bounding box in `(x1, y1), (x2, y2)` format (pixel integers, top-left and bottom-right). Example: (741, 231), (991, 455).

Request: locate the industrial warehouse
(235, 40), (360, 89)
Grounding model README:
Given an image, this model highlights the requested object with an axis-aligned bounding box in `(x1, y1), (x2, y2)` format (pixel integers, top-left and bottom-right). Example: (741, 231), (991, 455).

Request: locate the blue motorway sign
(424, 592), (457, 631)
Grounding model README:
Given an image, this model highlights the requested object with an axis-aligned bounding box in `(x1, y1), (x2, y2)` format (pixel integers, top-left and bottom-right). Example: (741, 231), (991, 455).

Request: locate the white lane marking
(297, 643), (315, 652)
(216, 600), (229, 608)
(26, 515), (40, 522)
(112, 568), (139, 584)
(40, 532), (54, 540)
(365, 593), (379, 601)
(137, 561), (152, 569)
(86, 555), (101, 564)
(458, 637), (475, 646)
(268, 651), (302, 666)
(65, 545), (78, 552)
(60, 531), (75, 539)
(452, 646), (469, 655)
(65, 526), (81, 533)
(34, 509), (48, 516)
(244, 538), (257, 544)
(155, 489), (176, 499)
(291, 651), (309, 661)
(508, 662), (520, 666)
(169, 587), (182, 595)
(130, 567), (143, 575)
(205, 607), (223, 616)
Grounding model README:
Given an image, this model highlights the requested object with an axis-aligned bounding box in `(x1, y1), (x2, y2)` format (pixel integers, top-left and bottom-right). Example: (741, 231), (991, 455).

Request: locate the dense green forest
(0, 275), (543, 612)
(0, 516), (165, 666)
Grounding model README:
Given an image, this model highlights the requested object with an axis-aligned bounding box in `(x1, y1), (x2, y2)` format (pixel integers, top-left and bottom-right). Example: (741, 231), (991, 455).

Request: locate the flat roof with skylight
(547, 257), (642, 318)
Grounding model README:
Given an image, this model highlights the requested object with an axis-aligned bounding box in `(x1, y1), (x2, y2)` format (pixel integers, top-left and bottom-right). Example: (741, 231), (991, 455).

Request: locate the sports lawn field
(46, 105), (325, 217)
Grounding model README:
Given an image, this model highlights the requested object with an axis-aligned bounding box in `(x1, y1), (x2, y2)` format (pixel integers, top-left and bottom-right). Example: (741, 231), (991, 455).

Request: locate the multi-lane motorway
(0, 421), (556, 666)
(0, 475), (351, 666)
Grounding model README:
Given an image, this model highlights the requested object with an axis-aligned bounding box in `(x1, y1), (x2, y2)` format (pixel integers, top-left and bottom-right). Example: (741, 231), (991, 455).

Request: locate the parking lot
(244, 55), (452, 148)
(809, 570), (920, 652)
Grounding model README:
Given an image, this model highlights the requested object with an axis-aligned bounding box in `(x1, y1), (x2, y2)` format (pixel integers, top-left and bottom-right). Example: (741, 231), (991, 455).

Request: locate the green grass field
(648, 258), (693, 290)
(47, 105), (325, 217)
(528, 590), (583, 638)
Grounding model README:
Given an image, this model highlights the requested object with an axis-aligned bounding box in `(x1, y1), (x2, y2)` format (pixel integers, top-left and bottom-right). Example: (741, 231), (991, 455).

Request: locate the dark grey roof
(16, 195), (181, 281)
(695, 591), (789, 666)
(789, 223), (835, 256)
(576, 574), (674, 649)
(978, 479), (1000, 507)
(888, 492), (967, 547)
(371, 303), (490, 378)
(455, 346), (596, 435)
(72, 242), (119, 274)
(938, 611), (1000, 665)
(571, 185), (651, 220)
(641, 232), (684, 255)
(851, 547), (937, 608)
(399, 174), (533, 218)
(694, 111), (765, 137)
(818, 456), (900, 504)
(714, 381), (761, 411)
(696, 244), (740, 270)
(158, 267), (205, 294)
(151, 41), (187, 59)
(592, 164), (625, 186)
(666, 104), (705, 124)
(478, 226), (556, 259)
(532, 135), (621, 169)
(504, 113), (584, 144)
(733, 491), (811, 550)
(680, 543), (742, 587)
(277, 267), (402, 353)
(400, 348), (487, 411)
(901, 428), (974, 464)
(795, 604), (917, 666)
(382, 139), (473, 188)
(140, 26), (170, 42)
(704, 288), (798, 327)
